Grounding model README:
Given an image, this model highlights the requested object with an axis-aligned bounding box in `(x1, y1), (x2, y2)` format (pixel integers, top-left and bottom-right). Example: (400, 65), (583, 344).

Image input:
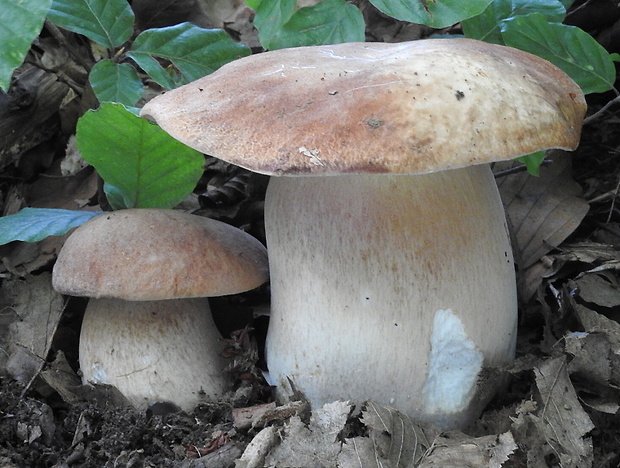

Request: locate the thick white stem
(79, 297), (227, 411)
(264, 165), (517, 428)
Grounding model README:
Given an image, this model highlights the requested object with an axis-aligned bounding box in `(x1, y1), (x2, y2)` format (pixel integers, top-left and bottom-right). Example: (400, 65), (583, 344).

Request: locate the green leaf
(244, 0), (261, 9)
(501, 14), (616, 94)
(517, 151), (546, 176)
(126, 23), (251, 89)
(89, 60), (144, 106)
(368, 0), (493, 28)
(102, 183), (128, 210)
(462, 0), (566, 44)
(47, 0), (134, 49)
(265, 0), (365, 50)
(0, 208), (102, 245)
(0, 0), (52, 91)
(254, 0), (297, 46)
(76, 103), (205, 209)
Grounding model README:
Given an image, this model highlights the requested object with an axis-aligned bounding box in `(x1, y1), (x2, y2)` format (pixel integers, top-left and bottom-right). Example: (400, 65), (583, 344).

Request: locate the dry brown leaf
(579, 393), (620, 415)
(571, 297), (620, 351)
(262, 401), (351, 468)
(338, 437), (384, 468)
(496, 155), (590, 300)
(498, 155), (589, 268)
(0, 273), (64, 384)
(26, 166), (98, 210)
(533, 357), (594, 467)
(564, 327), (620, 416)
(0, 66), (70, 172)
(37, 351), (84, 405)
(568, 295), (620, 389)
(573, 271), (620, 308)
(359, 401), (433, 467)
(60, 136), (88, 176)
(521, 243), (620, 305)
(565, 330), (613, 387)
(341, 402), (517, 468)
(198, 0), (259, 47)
(553, 242), (619, 265)
(418, 431), (517, 468)
(510, 399), (551, 467)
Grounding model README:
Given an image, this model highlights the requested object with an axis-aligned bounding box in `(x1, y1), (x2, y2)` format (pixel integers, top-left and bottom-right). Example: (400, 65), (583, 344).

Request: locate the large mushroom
(140, 39), (586, 427)
(52, 209), (268, 411)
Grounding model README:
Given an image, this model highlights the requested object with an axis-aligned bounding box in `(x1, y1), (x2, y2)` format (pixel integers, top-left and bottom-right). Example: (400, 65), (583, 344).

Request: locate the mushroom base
(264, 165), (518, 429)
(79, 297), (228, 411)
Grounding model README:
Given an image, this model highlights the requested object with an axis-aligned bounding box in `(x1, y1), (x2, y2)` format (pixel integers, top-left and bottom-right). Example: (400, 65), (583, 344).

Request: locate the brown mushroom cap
(140, 38), (586, 176)
(52, 209), (269, 300)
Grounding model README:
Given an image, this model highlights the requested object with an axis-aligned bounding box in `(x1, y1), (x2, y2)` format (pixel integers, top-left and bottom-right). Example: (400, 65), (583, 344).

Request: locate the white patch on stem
(424, 309), (483, 415)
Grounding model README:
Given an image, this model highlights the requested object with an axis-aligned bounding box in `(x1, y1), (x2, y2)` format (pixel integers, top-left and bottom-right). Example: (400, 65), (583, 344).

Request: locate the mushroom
(52, 209), (268, 411)
(140, 39), (586, 427)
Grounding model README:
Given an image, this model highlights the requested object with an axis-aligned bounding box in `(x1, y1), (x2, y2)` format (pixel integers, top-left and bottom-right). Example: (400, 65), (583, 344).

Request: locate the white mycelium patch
(424, 309), (483, 415)
(88, 362), (107, 384)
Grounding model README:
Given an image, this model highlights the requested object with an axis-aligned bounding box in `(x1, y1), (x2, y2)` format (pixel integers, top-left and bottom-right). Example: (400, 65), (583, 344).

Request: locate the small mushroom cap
(52, 209), (269, 300)
(141, 38), (586, 176)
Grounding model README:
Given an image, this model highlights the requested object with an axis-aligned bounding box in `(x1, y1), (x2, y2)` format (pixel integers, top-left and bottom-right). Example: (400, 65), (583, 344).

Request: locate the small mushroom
(52, 209), (268, 411)
(140, 39), (586, 427)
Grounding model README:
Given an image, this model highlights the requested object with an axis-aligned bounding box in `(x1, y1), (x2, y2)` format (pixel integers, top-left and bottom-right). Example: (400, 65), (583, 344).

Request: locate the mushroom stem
(264, 165), (517, 428)
(80, 297), (227, 411)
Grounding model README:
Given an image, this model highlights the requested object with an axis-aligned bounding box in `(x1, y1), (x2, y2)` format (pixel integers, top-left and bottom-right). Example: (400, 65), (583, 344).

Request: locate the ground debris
(263, 400), (350, 468)
(0, 273), (64, 386)
(531, 357), (594, 467)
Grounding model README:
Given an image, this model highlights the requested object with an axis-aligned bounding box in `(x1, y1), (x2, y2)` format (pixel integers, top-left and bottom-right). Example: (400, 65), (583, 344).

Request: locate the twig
(584, 92), (620, 125)
(493, 158), (553, 178)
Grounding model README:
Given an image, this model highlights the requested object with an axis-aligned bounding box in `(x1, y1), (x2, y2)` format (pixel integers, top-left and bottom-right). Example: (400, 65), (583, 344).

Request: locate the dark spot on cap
(367, 118), (383, 128)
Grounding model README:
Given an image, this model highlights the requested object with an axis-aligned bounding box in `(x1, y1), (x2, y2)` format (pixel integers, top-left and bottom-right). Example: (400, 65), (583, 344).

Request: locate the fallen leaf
(418, 431), (517, 468)
(564, 331), (613, 387)
(496, 155), (590, 300)
(533, 357), (594, 467)
(338, 437), (384, 468)
(359, 401), (433, 467)
(0, 273), (64, 385)
(340, 401), (519, 468)
(264, 401), (351, 468)
(573, 272), (620, 308)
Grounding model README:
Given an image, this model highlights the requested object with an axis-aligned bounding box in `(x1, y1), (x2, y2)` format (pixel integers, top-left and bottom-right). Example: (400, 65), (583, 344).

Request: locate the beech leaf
(89, 60), (144, 106)
(0, 209), (102, 245)
(0, 0), (51, 91)
(501, 13), (615, 94)
(127, 23), (251, 89)
(76, 103), (204, 209)
(462, 0), (566, 44)
(257, 0), (365, 50)
(368, 0), (493, 29)
(47, 0), (134, 49)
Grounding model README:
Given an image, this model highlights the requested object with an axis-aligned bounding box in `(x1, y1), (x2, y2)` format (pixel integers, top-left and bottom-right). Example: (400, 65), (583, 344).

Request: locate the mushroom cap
(140, 38), (586, 176)
(52, 209), (269, 300)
